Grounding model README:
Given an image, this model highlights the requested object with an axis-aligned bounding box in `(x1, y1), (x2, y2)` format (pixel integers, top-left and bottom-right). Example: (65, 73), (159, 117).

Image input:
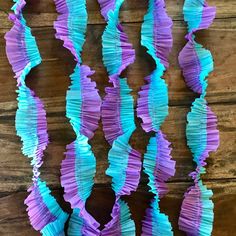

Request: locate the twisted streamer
(53, 0), (103, 234)
(178, 1), (219, 235)
(136, 1), (176, 235)
(5, 0), (68, 235)
(98, 0), (142, 234)
(54, 0), (141, 234)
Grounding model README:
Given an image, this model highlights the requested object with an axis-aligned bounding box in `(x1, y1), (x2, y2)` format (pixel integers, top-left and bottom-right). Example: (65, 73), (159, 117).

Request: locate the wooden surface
(0, 0), (235, 235)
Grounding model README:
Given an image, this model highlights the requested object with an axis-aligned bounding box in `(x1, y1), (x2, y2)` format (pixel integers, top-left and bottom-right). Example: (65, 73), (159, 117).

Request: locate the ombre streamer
(53, 0), (102, 234)
(98, 0), (142, 234)
(178, 1), (219, 235)
(5, 0), (68, 235)
(136, 1), (176, 235)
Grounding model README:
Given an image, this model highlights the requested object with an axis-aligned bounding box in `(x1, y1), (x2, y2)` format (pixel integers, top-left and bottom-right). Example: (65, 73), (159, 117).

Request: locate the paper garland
(5, 0), (68, 235)
(136, 1), (176, 235)
(53, 0), (103, 234)
(5, 0), (220, 235)
(54, 0), (140, 234)
(98, 0), (142, 234)
(178, 1), (220, 235)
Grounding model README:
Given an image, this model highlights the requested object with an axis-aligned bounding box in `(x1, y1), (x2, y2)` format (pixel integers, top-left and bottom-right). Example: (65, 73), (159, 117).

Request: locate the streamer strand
(55, 0), (142, 234)
(5, 0), (68, 235)
(178, 1), (219, 235)
(53, 0), (102, 234)
(136, 1), (176, 235)
(98, 0), (142, 234)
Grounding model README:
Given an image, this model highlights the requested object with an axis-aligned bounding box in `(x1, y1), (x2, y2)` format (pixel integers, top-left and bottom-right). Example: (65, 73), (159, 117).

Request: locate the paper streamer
(98, 0), (142, 234)
(54, 0), (141, 234)
(5, 1), (68, 235)
(53, 0), (103, 234)
(136, 1), (176, 235)
(178, 1), (220, 235)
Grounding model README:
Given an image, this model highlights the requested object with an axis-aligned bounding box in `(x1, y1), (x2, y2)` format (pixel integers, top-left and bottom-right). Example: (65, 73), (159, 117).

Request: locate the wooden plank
(0, 21), (236, 105)
(0, 181), (235, 236)
(0, 1), (234, 235)
(0, 17), (235, 191)
(0, 0), (236, 27)
(0, 101), (235, 192)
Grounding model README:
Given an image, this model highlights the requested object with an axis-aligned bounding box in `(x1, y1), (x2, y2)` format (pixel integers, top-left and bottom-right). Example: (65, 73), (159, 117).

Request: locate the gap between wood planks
(1, 178), (236, 197)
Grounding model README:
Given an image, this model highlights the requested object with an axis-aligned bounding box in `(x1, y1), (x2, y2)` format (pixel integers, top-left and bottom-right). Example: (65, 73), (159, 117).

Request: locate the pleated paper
(53, 0), (102, 234)
(136, 1), (176, 235)
(178, 1), (220, 235)
(5, 1), (68, 235)
(99, 0), (142, 234)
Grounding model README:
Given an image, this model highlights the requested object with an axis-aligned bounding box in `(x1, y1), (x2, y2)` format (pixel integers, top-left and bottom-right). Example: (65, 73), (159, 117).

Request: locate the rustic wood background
(0, 0), (235, 235)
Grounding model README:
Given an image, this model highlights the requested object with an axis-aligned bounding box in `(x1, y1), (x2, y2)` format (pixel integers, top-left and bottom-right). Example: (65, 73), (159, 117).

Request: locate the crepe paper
(98, 0), (142, 234)
(137, 0), (173, 133)
(67, 208), (100, 236)
(136, 1), (176, 235)
(141, 132), (175, 236)
(178, 1), (219, 235)
(53, 0), (87, 63)
(67, 199), (135, 236)
(53, 0), (102, 234)
(55, 0), (138, 234)
(25, 179), (68, 235)
(102, 199), (136, 235)
(142, 199), (173, 236)
(98, 0), (117, 21)
(143, 132), (176, 199)
(102, 78), (136, 145)
(5, 0), (68, 235)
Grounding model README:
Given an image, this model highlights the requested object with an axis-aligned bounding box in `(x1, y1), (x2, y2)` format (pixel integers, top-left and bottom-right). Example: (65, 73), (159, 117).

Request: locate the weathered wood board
(0, 0), (235, 235)
(0, 182), (235, 236)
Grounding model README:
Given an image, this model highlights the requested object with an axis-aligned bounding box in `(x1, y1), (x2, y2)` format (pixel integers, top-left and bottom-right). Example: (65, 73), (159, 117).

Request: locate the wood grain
(0, 181), (235, 236)
(1, 21), (236, 105)
(0, 102), (235, 192)
(0, 0), (235, 235)
(1, 0), (236, 27)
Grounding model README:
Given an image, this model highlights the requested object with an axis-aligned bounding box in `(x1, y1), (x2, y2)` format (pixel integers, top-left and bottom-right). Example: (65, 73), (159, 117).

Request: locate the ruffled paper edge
(60, 136), (96, 210)
(5, 13), (42, 85)
(143, 131), (176, 198)
(186, 97), (219, 166)
(102, 7), (135, 81)
(183, 0), (216, 33)
(178, 180), (214, 236)
(141, 0), (173, 68)
(66, 64), (101, 139)
(102, 78), (136, 144)
(178, 39), (214, 94)
(137, 69), (169, 133)
(25, 179), (68, 233)
(178, 1), (219, 235)
(137, 0), (173, 133)
(142, 198), (173, 236)
(53, 0), (87, 62)
(5, 1), (68, 233)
